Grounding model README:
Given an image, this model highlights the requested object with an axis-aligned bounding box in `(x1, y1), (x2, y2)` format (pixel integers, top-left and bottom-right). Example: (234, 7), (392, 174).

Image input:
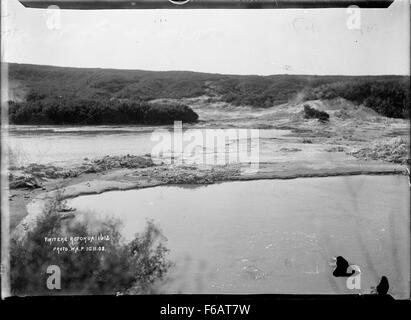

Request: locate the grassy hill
(7, 63), (410, 124)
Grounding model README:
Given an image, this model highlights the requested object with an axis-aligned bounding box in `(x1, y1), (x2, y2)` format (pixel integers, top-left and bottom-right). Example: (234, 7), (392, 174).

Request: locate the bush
(10, 196), (171, 295)
(8, 96), (199, 125)
(303, 105), (330, 122)
(351, 137), (410, 164)
(304, 79), (410, 119)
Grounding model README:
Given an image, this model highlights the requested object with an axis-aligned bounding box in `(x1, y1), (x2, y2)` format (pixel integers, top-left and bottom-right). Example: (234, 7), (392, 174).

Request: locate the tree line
(9, 94), (199, 125)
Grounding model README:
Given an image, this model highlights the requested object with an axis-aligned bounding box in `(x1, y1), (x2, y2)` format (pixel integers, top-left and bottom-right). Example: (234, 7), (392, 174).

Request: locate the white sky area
(1, 0), (410, 75)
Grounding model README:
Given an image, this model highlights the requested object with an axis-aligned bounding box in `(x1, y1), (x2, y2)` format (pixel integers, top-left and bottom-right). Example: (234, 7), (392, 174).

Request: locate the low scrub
(10, 196), (172, 295)
(350, 137), (409, 164)
(303, 105), (330, 122)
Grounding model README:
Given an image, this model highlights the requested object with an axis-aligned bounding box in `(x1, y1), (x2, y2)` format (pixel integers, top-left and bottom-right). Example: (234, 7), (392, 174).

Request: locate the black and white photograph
(1, 0), (410, 303)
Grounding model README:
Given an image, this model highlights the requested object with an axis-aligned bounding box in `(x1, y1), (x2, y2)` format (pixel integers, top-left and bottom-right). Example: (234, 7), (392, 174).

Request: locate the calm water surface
(7, 125), (292, 167)
(67, 175), (410, 297)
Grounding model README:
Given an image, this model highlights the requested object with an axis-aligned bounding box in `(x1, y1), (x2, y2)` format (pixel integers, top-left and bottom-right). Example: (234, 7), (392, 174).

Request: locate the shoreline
(9, 159), (407, 237)
(57, 165), (407, 201)
(7, 98), (410, 234)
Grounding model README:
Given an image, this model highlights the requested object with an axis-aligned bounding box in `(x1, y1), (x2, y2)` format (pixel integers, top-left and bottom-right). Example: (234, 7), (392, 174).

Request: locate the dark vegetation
(8, 63), (410, 122)
(304, 79), (410, 119)
(11, 195), (171, 295)
(303, 105), (330, 122)
(9, 96), (198, 125)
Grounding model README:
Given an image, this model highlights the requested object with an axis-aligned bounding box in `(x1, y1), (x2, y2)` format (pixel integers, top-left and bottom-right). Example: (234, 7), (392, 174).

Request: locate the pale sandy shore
(9, 157), (407, 238)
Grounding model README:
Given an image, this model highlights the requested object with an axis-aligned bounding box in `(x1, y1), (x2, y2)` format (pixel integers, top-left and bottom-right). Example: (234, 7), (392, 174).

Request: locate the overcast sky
(1, 0), (409, 75)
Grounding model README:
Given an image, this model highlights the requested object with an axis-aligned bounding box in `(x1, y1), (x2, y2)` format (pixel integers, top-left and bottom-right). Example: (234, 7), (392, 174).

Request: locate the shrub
(351, 137), (410, 164)
(8, 97), (199, 125)
(10, 196), (171, 295)
(304, 79), (410, 119)
(303, 105), (330, 122)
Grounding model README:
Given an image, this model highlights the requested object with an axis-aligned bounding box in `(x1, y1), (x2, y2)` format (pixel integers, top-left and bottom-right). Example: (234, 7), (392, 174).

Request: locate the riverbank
(9, 156), (407, 234)
(7, 97), (410, 234)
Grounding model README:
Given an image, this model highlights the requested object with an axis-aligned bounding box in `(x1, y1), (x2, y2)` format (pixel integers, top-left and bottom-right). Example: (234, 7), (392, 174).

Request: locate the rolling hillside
(7, 63), (410, 124)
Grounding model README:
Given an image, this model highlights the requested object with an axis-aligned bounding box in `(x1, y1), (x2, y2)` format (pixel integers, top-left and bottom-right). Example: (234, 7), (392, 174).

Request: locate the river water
(67, 175), (410, 297)
(10, 124), (332, 169)
(6, 120), (410, 296)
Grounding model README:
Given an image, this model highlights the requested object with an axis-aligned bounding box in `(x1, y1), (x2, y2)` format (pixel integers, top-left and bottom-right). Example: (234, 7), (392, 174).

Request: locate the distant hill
(7, 63), (410, 122)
